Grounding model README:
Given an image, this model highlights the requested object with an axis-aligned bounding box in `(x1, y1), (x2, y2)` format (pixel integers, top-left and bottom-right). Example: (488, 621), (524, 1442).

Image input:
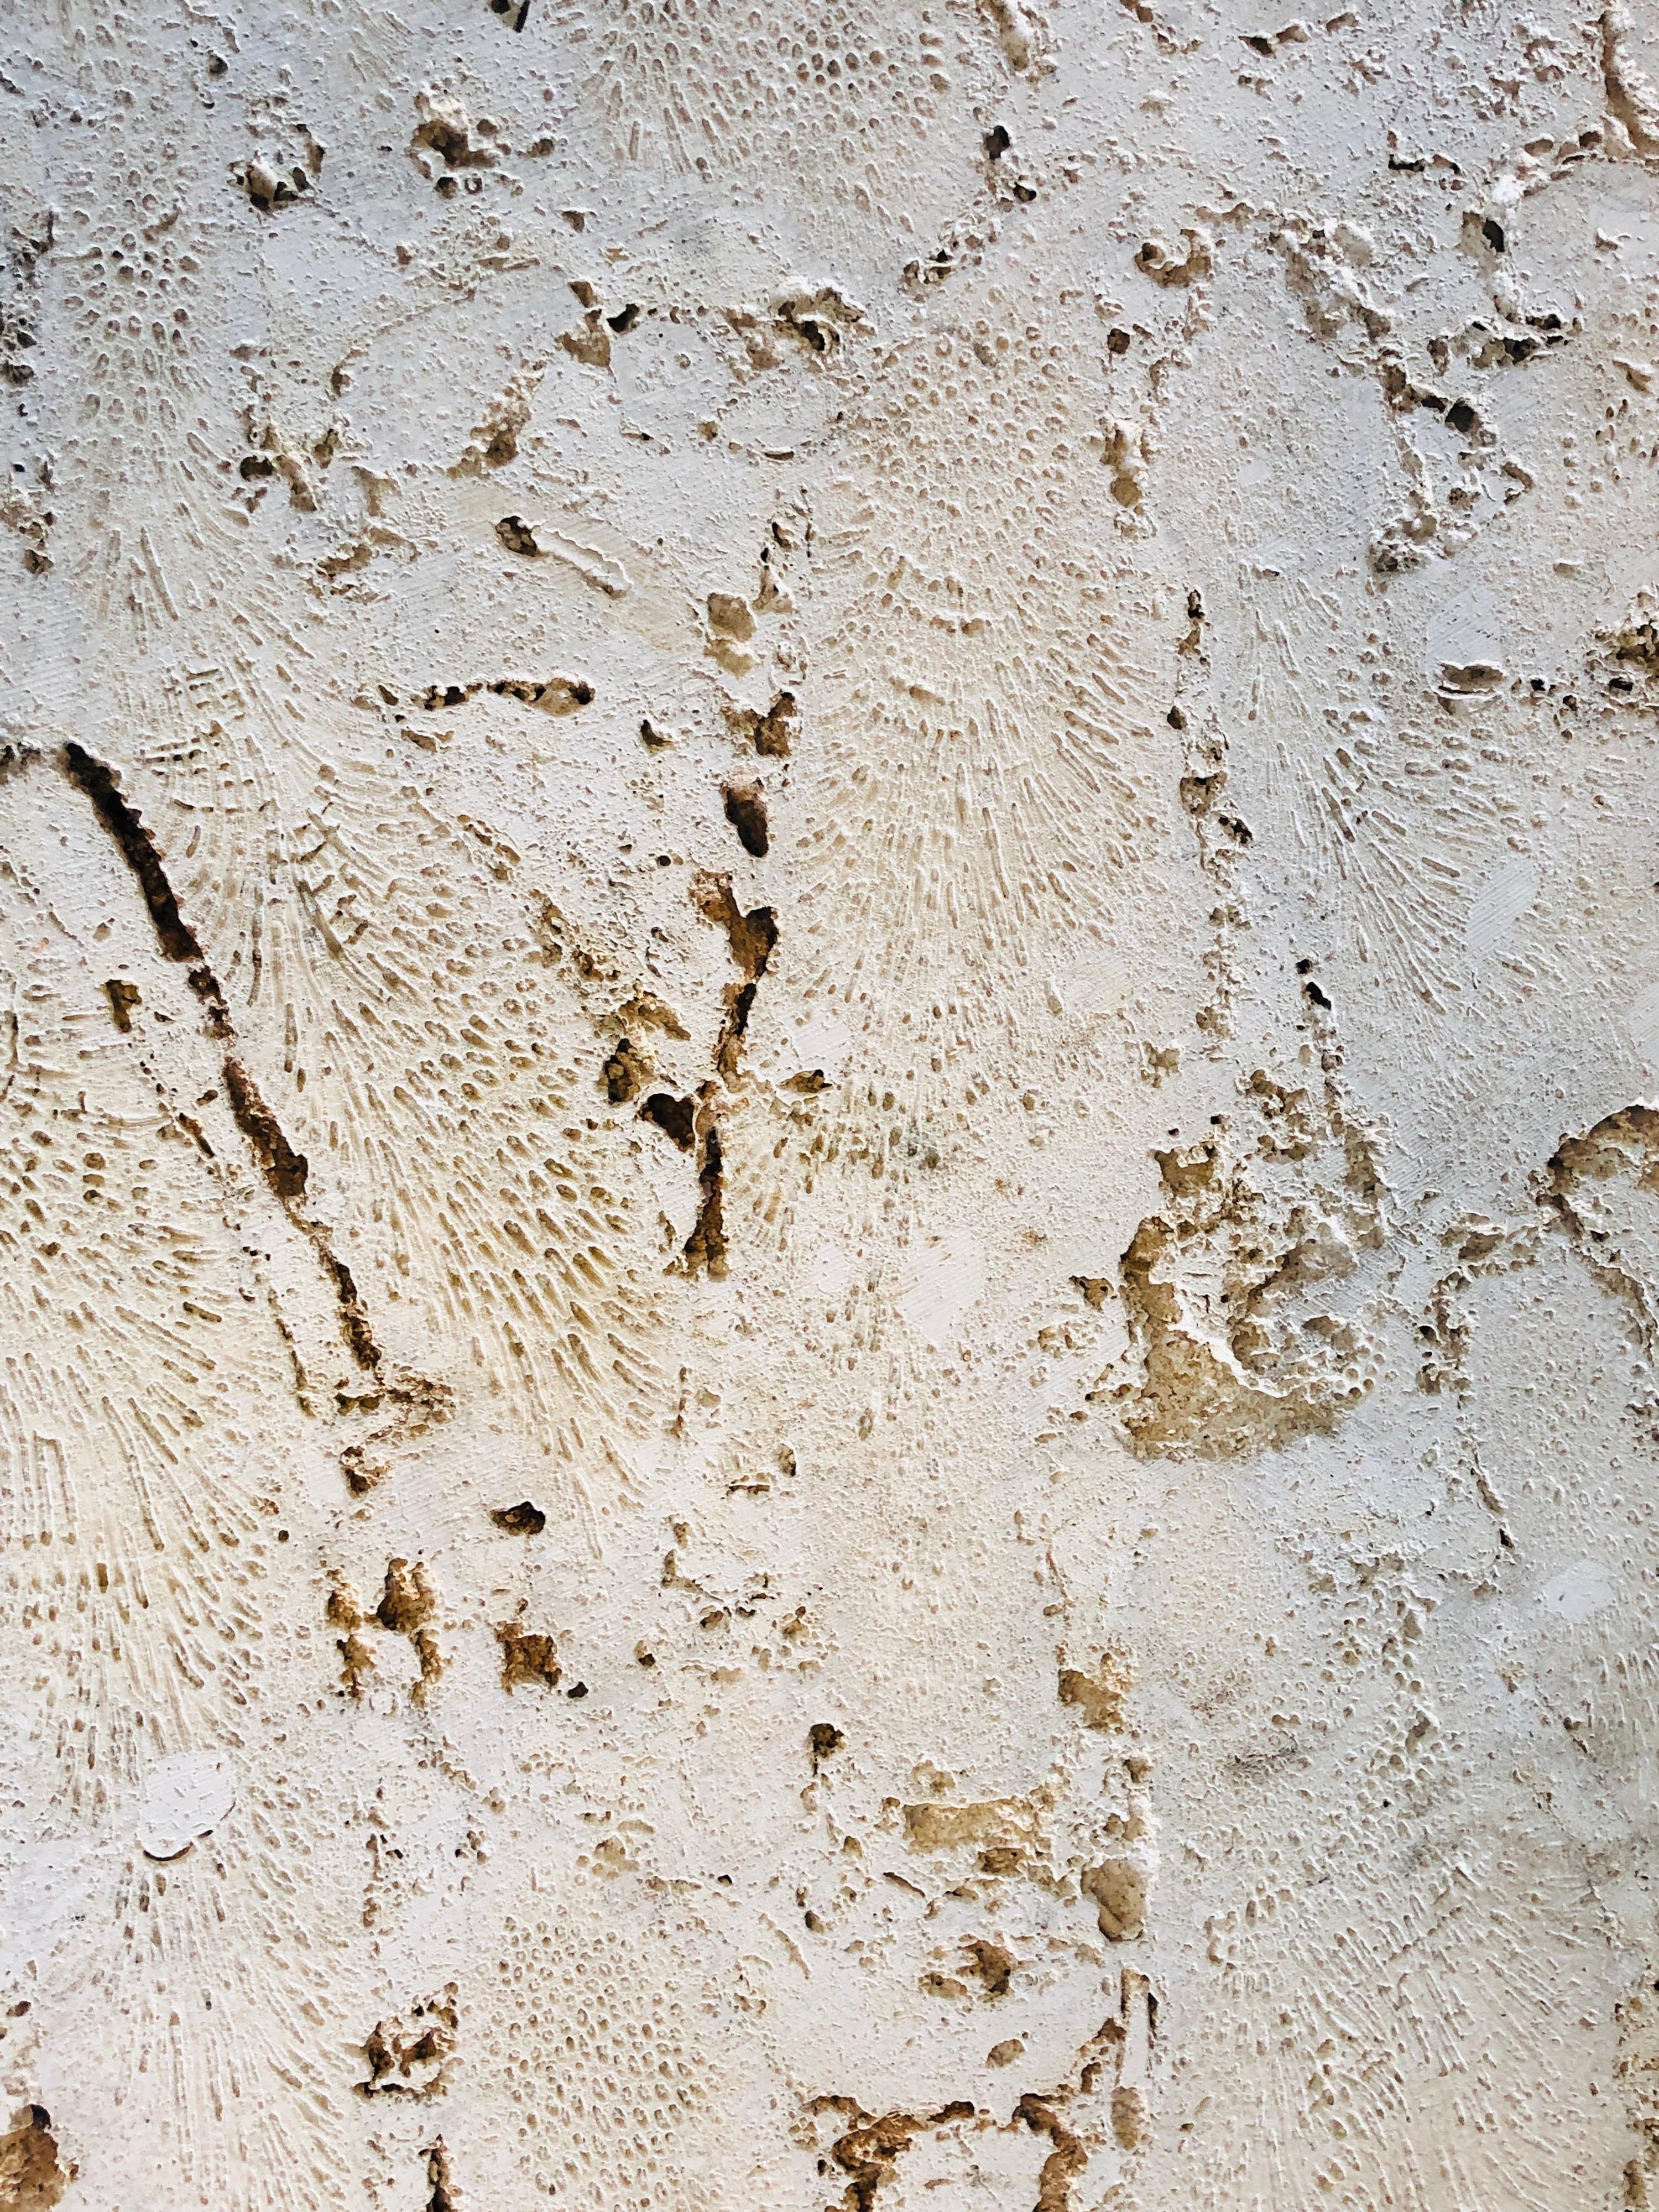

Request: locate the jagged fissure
(61, 741), (389, 1374)
(56, 743), (457, 1486)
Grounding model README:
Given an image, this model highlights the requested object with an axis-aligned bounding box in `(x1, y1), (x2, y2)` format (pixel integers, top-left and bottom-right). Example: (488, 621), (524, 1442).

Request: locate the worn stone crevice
(1603, 2), (1659, 157)
(1538, 1105), (1659, 1371)
(814, 2096), (977, 2212)
(222, 1052), (310, 1203)
(808, 1968), (1155, 2210)
(676, 1086), (727, 1279)
(61, 738), (448, 1459)
(0, 2103), (73, 2207)
(663, 873), (780, 1279)
(692, 870), (778, 1081)
(424, 2139), (461, 2212)
(61, 740), (226, 1016)
(1094, 1062), (1387, 1459)
(1014, 2095), (1087, 2212)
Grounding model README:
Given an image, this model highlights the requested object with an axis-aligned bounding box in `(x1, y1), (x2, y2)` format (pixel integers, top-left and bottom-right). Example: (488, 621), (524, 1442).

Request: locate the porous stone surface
(4, 3), (1659, 2206)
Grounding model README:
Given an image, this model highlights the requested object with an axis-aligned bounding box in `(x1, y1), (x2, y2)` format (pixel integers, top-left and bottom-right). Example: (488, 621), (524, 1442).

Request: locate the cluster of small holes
(490, 1919), (708, 2206)
(551, 0), (956, 176)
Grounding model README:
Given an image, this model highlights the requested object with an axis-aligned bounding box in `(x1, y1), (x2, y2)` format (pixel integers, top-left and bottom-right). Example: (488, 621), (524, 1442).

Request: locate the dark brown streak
(816, 2098), (976, 2212)
(223, 1054), (309, 1201)
(61, 742), (398, 1384)
(61, 742), (227, 1022)
(677, 1089), (727, 1279)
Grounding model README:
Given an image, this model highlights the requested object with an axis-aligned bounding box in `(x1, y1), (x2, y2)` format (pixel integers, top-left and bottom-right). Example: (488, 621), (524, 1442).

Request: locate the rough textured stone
(4, 2), (1659, 2205)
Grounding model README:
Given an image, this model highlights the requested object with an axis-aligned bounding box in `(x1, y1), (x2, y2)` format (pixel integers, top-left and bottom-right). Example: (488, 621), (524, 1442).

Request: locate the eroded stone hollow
(4, 2), (1659, 2206)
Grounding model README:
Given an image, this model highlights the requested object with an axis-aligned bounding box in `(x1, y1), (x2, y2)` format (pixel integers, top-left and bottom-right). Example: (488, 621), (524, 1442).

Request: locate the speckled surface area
(5, 3), (1659, 2206)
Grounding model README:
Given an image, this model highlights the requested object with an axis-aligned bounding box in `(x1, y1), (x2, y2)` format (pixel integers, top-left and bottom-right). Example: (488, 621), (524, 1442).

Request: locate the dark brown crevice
(489, 1499), (546, 1534)
(325, 1254), (385, 1372)
(495, 514), (541, 554)
(411, 105), (498, 173)
(663, 875), (777, 1282)
(817, 2098), (977, 2212)
(377, 1554), (437, 1635)
(714, 993), (758, 1085)
(421, 676), (593, 715)
(357, 1988), (460, 2097)
(722, 779), (770, 856)
(495, 1620), (562, 1691)
(244, 1180), (383, 1376)
(691, 872), (776, 1082)
(408, 1624), (444, 1697)
(257, 1140), (390, 1373)
(337, 1629), (377, 1697)
(639, 1091), (696, 1150)
(223, 1054), (310, 1201)
(745, 688), (797, 758)
(1058, 1650), (1133, 1730)
(602, 1035), (650, 1103)
(0, 2103), (74, 2206)
(693, 874), (778, 983)
(341, 1441), (388, 1497)
(557, 312), (612, 369)
(62, 742), (227, 1022)
(1015, 2095), (1088, 2212)
(61, 740), (450, 1446)
(173, 1109), (215, 1159)
(495, 674), (594, 711)
(104, 977), (140, 1031)
(326, 1579), (375, 1695)
(677, 1091), (727, 1279)
(425, 2140), (462, 2212)
(61, 743), (203, 964)
(376, 1557), (444, 1700)
(965, 1937), (1016, 1996)
(808, 1720), (846, 1770)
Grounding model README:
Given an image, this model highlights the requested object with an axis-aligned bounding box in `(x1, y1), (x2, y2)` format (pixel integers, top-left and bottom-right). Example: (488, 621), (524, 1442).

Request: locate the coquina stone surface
(4, 2), (1659, 2205)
